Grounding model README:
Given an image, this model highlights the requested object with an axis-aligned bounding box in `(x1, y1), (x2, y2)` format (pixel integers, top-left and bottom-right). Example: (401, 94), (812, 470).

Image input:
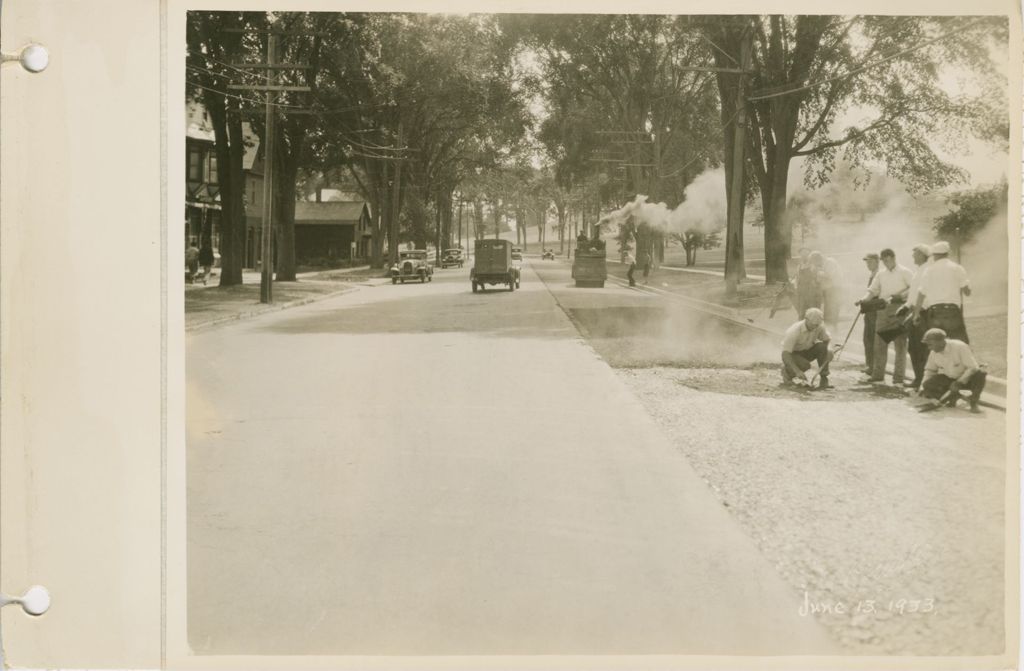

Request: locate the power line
(747, 17), (988, 102)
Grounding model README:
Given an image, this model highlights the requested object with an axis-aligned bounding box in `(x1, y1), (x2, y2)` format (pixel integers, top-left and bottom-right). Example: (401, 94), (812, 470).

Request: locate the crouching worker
(781, 307), (834, 389)
(920, 328), (986, 413)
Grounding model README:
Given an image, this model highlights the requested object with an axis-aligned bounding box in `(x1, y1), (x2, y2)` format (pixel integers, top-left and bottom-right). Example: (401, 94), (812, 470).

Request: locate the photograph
(182, 9), (1015, 658)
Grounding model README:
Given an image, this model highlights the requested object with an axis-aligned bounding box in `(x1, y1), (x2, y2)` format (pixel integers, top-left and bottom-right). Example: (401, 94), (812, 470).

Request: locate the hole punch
(0, 586), (50, 616)
(1, 43), (49, 73)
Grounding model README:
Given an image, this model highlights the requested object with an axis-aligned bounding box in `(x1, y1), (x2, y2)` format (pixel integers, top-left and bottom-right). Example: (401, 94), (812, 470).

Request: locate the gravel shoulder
(536, 262), (1007, 655)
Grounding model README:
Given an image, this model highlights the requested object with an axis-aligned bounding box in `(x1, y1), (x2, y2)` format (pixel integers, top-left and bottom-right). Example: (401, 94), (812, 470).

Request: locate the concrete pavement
(186, 263), (838, 655)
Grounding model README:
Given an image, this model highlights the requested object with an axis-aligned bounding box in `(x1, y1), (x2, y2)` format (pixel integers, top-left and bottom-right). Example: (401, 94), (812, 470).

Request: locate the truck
(471, 239), (520, 292)
(571, 239), (607, 288)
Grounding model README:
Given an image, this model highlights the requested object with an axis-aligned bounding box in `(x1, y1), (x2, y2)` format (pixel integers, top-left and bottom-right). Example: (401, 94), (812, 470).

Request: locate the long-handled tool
(810, 311), (861, 387)
(917, 388), (954, 413)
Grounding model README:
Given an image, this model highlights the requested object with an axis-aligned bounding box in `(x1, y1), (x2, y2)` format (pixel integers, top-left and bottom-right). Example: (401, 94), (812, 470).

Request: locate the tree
(934, 181), (1008, 256)
(186, 11), (266, 286)
(703, 15), (1008, 282)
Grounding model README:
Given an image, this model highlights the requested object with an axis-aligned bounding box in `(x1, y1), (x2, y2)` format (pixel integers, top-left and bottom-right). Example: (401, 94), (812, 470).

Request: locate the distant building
(185, 101), (258, 258)
(245, 199), (372, 265)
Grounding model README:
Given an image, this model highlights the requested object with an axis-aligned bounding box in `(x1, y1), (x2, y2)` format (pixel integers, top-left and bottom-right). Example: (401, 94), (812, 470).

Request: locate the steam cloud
(599, 168), (727, 236)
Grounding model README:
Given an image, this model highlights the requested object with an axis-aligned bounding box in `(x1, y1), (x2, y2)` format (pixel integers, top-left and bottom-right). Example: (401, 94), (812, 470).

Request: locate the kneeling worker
(920, 328), (986, 413)
(781, 307), (834, 389)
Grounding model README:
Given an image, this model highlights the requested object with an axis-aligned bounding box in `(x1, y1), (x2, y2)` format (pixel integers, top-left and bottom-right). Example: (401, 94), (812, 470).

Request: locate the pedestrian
(810, 251), (844, 330)
(186, 238), (200, 284)
(794, 247), (822, 319)
(860, 252), (880, 374)
(919, 328), (986, 413)
(198, 243), (215, 285)
(641, 251), (652, 285)
(901, 243), (932, 390)
(912, 241), (971, 343)
(781, 307), (834, 389)
(857, 248), (913, 386)
(626, 251), (637, 287)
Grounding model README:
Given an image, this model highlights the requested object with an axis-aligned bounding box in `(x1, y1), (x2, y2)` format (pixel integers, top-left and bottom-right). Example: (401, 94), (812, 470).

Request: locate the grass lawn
(185, 280), (356, 329)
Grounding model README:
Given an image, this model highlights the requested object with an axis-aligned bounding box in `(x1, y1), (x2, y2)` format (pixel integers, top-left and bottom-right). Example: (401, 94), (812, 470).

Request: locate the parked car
(390, 249), (434, 284)
(542, 249), (555, 260)
(511, 247), (524, 261)
(471, 239), (520, 292)
(441, 248), (464, 268)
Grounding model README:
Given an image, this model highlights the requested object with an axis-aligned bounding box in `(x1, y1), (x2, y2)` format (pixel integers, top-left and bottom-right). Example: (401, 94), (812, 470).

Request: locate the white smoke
(599, 168), (727, 236)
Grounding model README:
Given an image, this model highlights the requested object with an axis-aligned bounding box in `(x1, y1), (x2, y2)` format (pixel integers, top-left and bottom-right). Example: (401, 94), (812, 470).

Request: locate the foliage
(933, 181), (1008, 246)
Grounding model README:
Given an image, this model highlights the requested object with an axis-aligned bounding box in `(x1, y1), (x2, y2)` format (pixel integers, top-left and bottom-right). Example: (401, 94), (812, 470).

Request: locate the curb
(185, 285), (361, 332)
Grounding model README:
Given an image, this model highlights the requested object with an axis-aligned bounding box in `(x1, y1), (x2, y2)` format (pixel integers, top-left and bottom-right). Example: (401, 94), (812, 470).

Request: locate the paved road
(186, 262), (838, 655)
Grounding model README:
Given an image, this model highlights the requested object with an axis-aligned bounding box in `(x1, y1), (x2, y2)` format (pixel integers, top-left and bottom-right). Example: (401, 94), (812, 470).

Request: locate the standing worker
(794, 248), (822, 319)
(626, 251), (637, 287)
(860, 252), (880, 374)
(781, 307), (834, 389)
(919, 328), (986, 413)
(642, 251), (653, 286)
(810, 251), (844, 331)
(858, 248), (913, 386)
(900, 243), (932, 390)
(912, 241), (971, 343)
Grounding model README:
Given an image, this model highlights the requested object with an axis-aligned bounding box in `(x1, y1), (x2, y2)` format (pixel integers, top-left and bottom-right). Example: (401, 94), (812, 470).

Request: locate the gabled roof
(295, 201), (369, 225)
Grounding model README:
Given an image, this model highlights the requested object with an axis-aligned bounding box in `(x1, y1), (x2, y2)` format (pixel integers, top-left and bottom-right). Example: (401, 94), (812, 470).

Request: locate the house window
(188, 147), (203, 182)
(207, 154), (218, 184)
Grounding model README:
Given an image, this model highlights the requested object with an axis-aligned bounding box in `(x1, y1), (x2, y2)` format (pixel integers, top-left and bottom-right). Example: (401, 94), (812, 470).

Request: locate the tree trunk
(208, 96), (246, 286)
(274, 151), (298, 281)
(762, 152), (793, 283)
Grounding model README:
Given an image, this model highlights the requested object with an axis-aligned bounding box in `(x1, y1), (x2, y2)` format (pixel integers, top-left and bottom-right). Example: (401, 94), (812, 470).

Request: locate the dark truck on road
(471, 239), (520, 292)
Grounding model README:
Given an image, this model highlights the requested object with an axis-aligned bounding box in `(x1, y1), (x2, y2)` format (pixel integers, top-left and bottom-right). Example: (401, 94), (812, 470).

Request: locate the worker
(912, 241), (970, 343)
(857, 248), (913, 386)
(900, 243), (933, 390)
(860, 252), (880, 374)
(919, 328), (986, 413)
(626, 251), (637, 287)
(781, 307), (834, 389)
(810, 251), (844, 330)
(793, 247), (822, 319)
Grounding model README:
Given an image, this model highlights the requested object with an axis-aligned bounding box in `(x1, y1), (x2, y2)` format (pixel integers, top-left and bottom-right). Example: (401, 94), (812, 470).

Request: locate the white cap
(931, 241), (951, 255)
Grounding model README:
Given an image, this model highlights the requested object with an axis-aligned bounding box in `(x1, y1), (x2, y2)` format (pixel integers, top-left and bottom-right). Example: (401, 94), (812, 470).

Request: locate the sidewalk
(185, 266), (388, 331)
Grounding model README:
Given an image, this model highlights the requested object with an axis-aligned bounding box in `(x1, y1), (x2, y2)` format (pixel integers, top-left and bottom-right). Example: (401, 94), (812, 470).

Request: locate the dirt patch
(655, 365), (915, 402)
(185, 281), (355, 329)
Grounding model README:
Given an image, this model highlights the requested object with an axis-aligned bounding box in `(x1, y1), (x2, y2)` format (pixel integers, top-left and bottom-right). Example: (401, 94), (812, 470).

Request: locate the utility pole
(725, 25), (752, 296)
(258, 33), (278, 303)
(227, 28), (312, 304)
(388, 120), (403, 267)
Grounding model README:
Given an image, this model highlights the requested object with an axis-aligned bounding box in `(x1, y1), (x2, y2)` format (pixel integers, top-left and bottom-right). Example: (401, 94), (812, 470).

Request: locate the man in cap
(857, 248), (913, 385)
(912, 241), (971, 343)
(859, 252), (880, 374)
(900, 243), (933, 389)
(781, 307), (834, 389)
(919, 328), (986, 413)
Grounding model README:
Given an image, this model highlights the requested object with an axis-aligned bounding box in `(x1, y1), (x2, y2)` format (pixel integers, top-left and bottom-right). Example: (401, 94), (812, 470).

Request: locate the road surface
(186, 261), (838, 655)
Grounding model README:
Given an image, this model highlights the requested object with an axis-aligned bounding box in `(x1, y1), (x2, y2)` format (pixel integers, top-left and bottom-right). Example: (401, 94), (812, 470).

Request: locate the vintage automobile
(511, 247), (524, 261)
(571, 238), (607, 288)
(390, 249), (434, 284)
(471, 239), (520, 292)
(441, 248), (464, 269)
(542, 249), (555, 260)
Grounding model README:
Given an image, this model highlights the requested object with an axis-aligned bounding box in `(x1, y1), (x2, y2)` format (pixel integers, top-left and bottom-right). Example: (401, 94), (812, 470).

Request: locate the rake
(809, 312), (861, 387)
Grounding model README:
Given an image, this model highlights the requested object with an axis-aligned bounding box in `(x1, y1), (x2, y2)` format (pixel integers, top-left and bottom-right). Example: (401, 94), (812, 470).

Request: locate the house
(185, 101), (258, 258)
(292, 201), (373, 263)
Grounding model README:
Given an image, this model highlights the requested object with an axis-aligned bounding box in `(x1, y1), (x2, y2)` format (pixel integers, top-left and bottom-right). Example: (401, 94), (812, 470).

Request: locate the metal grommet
(2, 43), (49, 73)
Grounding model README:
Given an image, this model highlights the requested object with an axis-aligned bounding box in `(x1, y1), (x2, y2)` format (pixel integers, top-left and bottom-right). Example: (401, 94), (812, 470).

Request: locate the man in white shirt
(900, 244), (932, 389)
(919, 328), (986, 413)
(860, 252), (880, 374)
(912, 240), (971, 343)
(781, 307), (833, 389)
(857, 248), (913, 385)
